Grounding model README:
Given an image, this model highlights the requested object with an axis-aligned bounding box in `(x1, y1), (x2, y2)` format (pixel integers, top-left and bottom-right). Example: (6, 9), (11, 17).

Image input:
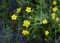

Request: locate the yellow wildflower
(25, 7), (32, 13)
(11, 14), (17, 20)
(45, 31), (49, 36)
(23, 20), (30, 27)
(42, 19), (48, 24)
(51, 13), (56, 20)
(16, 7), (21, 13)
(53, 6), (58, 12)
(22, 30), (30, 35)
(53, 1), (57, 5)
(55, 17), (59, 22)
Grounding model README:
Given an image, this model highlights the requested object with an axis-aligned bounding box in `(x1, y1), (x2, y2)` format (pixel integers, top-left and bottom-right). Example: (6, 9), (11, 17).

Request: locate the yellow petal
(55, 17), (59, 22)
(26, 25), (29, 27)
(16, 7), (21, 13)
(23, 24), (25, 26)
(53, 1), (57, 5)
(53, 7), (58, 12)
(45, 31), (49, 36)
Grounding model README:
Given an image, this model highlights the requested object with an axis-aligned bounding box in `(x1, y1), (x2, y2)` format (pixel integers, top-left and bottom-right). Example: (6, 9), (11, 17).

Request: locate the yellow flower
(42, 19), (48, 24)
(25, 7), (32, 13)
(55, 17), (59, 22)
(45, 31), (49, 36)
(53, 1), (57, 5)
(51, 13), (56, 20)
(22, 30), (30, 35)
(11, 14), (17, 20)
(23, 20), (30, 27)
(16, 7), (21, 13)
(53, 6), (58, 12)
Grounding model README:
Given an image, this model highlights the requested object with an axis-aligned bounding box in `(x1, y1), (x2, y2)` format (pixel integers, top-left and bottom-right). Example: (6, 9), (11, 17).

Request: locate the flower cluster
(51, 0), (59, 22)
(11, 7), (32, 36)
(44, 0), (59, 36)
(11, 0), (60, 37)
(1, 0), (60, 42)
